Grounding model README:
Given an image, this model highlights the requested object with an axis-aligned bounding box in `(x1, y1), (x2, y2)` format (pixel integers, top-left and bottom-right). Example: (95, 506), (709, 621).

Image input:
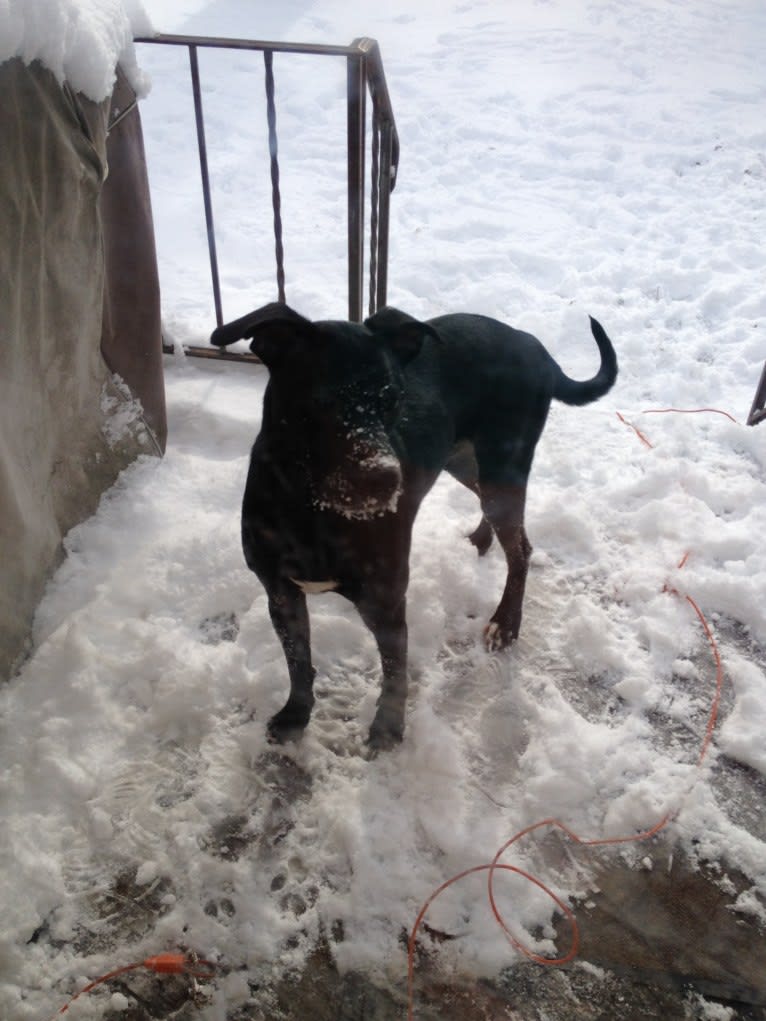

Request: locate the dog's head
(211, 303), (438, 518)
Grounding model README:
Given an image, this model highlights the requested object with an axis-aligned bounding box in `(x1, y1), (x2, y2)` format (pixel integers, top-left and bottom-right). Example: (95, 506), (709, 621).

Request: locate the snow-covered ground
(2, 0), (766, 1018)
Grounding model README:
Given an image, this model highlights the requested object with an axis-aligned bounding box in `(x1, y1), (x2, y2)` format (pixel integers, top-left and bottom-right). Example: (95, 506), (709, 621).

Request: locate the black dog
(211, 304), (617, 751)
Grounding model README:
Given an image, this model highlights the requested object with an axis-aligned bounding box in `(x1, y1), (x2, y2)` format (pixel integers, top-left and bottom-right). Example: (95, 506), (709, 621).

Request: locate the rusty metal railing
(135, 33), (400, 360)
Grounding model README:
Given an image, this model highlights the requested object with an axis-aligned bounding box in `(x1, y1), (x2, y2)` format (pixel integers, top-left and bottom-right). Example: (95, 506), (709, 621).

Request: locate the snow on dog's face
(213, 304), (434, 519)
(302, 337), (405, 518)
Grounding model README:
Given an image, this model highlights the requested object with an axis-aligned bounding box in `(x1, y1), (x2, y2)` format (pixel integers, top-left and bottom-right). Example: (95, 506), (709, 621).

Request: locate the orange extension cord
(48, 953), (215, 1019)
(617, 405), (739, 447)
(406, 408), (730, 1019)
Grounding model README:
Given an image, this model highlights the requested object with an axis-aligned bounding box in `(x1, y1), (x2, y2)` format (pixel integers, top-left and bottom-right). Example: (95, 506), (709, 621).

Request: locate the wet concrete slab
(237, 828), (766, 1021)
(573, 841), (766, 1008)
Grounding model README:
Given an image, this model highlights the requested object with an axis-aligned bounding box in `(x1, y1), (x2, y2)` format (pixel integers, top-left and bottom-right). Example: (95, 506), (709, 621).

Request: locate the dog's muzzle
(314, 442), (403, 520)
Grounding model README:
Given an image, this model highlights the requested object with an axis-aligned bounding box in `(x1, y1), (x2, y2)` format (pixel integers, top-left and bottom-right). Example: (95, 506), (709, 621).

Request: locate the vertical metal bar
(346, 53), (366, 322)
(368, 105), (380, 317)
(747, 361), (766, 425)
(188, 44), (223, 328)
(264, 50), (286, 304)
(376, 119), (394, 312)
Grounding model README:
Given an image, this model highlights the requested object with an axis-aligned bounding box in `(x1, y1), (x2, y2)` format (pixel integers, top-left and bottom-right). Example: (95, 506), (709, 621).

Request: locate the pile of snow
(0, 0), (153, 101)
(1, 0), (765, 1018)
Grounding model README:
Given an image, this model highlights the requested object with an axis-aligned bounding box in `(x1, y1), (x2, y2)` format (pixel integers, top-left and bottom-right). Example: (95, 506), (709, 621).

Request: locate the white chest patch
(289, 578), (340, 595)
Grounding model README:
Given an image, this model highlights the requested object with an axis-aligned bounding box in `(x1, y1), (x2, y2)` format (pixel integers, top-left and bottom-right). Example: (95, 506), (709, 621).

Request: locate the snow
(2, 0), (766, 1017)
(0, 0), (152, 101)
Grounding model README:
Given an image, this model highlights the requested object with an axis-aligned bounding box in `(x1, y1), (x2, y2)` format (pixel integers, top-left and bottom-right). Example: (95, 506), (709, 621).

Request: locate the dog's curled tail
(553, 317), (618, 406)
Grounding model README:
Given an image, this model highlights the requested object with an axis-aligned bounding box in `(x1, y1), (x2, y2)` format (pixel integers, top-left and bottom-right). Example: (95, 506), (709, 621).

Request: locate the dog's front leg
(357, 596), (408, 752)
(480, 483), (532, 651)
(266, 585), (316, 742)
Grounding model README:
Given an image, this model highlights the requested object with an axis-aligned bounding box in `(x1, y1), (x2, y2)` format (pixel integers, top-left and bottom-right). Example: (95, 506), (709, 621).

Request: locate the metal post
(376, 119), (394, 312)
(188, 44), (223, 328)
(346, 53), (366, 322)
(368, 106), (380, 317)
(747, 361), (766, 426)
(264, 50), (286, 304)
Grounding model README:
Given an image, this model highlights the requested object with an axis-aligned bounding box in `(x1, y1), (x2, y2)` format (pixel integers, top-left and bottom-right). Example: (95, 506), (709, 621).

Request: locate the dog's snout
(316, 440), (403, 519)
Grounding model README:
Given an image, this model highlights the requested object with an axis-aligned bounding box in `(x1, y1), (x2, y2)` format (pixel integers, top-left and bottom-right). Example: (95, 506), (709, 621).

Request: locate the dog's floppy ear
(365, 306), (439, 365)
(210, 303), (314, 365)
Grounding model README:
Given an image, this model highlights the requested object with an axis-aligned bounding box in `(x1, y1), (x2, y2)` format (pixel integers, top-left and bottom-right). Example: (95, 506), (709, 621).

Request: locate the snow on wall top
(0, 0), (154, 102)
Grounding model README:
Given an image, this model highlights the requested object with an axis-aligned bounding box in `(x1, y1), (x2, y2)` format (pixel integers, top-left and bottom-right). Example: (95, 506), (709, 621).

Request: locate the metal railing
(747, 362), (766, 426)
(135, 33), (400, 361)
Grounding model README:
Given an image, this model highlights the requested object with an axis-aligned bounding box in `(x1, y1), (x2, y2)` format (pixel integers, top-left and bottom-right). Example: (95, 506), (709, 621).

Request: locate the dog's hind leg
(444, 441), (494, 555)
(473, 399), (546, 650)
(266, 585), (316, 741)
(478, 479), (532, 651)
(467, 516), (494, 556)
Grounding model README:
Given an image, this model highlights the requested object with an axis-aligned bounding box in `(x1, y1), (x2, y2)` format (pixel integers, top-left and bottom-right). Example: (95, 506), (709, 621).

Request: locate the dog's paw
(366, 714), (404, 755)
(467, 517), (494, 557)
(483, 621), (516, 652)
(267, 702), (312, 744)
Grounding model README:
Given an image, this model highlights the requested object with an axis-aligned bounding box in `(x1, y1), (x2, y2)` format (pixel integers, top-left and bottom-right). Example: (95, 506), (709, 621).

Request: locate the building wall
(0, 58), (164, 681)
